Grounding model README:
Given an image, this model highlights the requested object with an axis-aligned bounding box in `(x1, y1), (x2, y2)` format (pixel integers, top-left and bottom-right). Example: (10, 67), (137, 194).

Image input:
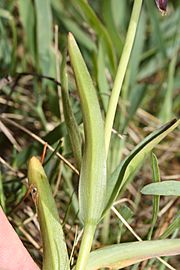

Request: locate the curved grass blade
(103, 119), (179, 216)
(28, 157), (70, 270)
(141, 181), (180, 196)
(86, 239), (180, 270)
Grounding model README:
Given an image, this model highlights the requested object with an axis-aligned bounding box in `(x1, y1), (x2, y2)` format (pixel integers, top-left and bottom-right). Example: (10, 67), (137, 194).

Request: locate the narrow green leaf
(61, 51), (82, 170)
(97, 39), (109, 112)
(159, 50), (178, 122)
(28, 157), (70, 270)
(128, 8), (146, 89)
(160, 214), (180, 239)
(86, 239), (180, 270)
(102, 0), (123, 56)
(111, 0), (128, 32)
(34, 0), (53, 74)
(68, 33), (106, 270)
(105, 0), (143, 154)
(56, 13), (97, 52)
(72, 0), (116, 75)
(51, 0), (96, 51)
(146, 1), (167, 58)
(18, 0), (36, 62)
(68, 33), (106, 225)
(103, 119), (179, 216)
(0, 8), (17, 73)
(141, 181), (180, 196)
(148, 153), (160, 240)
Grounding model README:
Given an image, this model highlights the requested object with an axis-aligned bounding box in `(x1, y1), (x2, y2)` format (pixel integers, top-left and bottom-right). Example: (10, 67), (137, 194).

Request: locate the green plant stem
(75, 223), (96, 270)
(101, 210), (111, 244)
(105, 0), (143, 156)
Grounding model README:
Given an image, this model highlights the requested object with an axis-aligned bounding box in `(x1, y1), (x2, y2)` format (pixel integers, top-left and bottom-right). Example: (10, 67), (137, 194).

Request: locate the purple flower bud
(155, 0), (168, 13)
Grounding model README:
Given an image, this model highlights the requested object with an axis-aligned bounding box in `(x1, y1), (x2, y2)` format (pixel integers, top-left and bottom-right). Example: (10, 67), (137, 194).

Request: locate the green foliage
(148, 153), (161, 240)
(103, 119), (179, 216)
(28, 157), (69, 270)
(0, 0), (180, 269)
(86, 239), (180, 270)
(141, 180), (180, 196)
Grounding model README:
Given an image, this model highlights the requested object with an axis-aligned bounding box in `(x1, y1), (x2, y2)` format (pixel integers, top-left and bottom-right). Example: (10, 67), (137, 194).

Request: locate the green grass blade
(102, 0), (123, 56)
(28, 157), (70, 270)
(105, 0), (143, 155)
(97, 38), (109, 112)
(141, 181), (180, 196)
(146, 1), (166, 58)
(148, 153), (161, 240)
(34, 0), (53, 74)
(53, 11), (97, 52)
(72, 0), (116, 74)
(160, 214), (180, 239)
(86, 239), (180, 270)
(0, 8), (17, 73)
(159, 50), (178, 122)
(18, 0), (36, 63)
(128, 7), (146, 88)
(111, 0), (128, 32)
(103, 119), (179, 216)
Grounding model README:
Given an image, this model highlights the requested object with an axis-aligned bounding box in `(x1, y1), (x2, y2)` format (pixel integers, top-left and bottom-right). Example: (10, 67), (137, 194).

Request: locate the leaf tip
(68, 32), (75, 42)
(28, 156), (45, 185)
(28, 156), (41, 168)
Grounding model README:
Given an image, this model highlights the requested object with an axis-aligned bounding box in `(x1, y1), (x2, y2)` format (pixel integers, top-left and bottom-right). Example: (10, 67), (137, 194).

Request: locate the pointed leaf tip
(28, 156), (46, 186)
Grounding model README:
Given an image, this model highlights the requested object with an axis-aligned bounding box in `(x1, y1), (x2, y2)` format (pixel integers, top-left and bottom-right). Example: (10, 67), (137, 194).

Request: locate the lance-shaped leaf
(86, 239), (180, 270)
(68, 33), (106, 225)
(103, 119), (179, 216)
(141, 180), (180, 196)
(28, 157), (70, 270)
(61, 51), (82, 170)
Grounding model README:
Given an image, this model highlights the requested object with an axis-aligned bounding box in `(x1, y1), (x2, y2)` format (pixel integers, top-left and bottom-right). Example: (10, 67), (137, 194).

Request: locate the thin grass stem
(105, 0), (143, 156)
(75, 223), (96, 270)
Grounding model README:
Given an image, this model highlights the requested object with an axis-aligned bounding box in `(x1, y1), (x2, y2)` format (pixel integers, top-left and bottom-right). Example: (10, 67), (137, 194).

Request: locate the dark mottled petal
(155, 0), (168, 12)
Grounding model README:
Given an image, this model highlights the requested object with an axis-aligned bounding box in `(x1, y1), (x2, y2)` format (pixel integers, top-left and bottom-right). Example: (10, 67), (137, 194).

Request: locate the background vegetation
(0, 0), (179, 269)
